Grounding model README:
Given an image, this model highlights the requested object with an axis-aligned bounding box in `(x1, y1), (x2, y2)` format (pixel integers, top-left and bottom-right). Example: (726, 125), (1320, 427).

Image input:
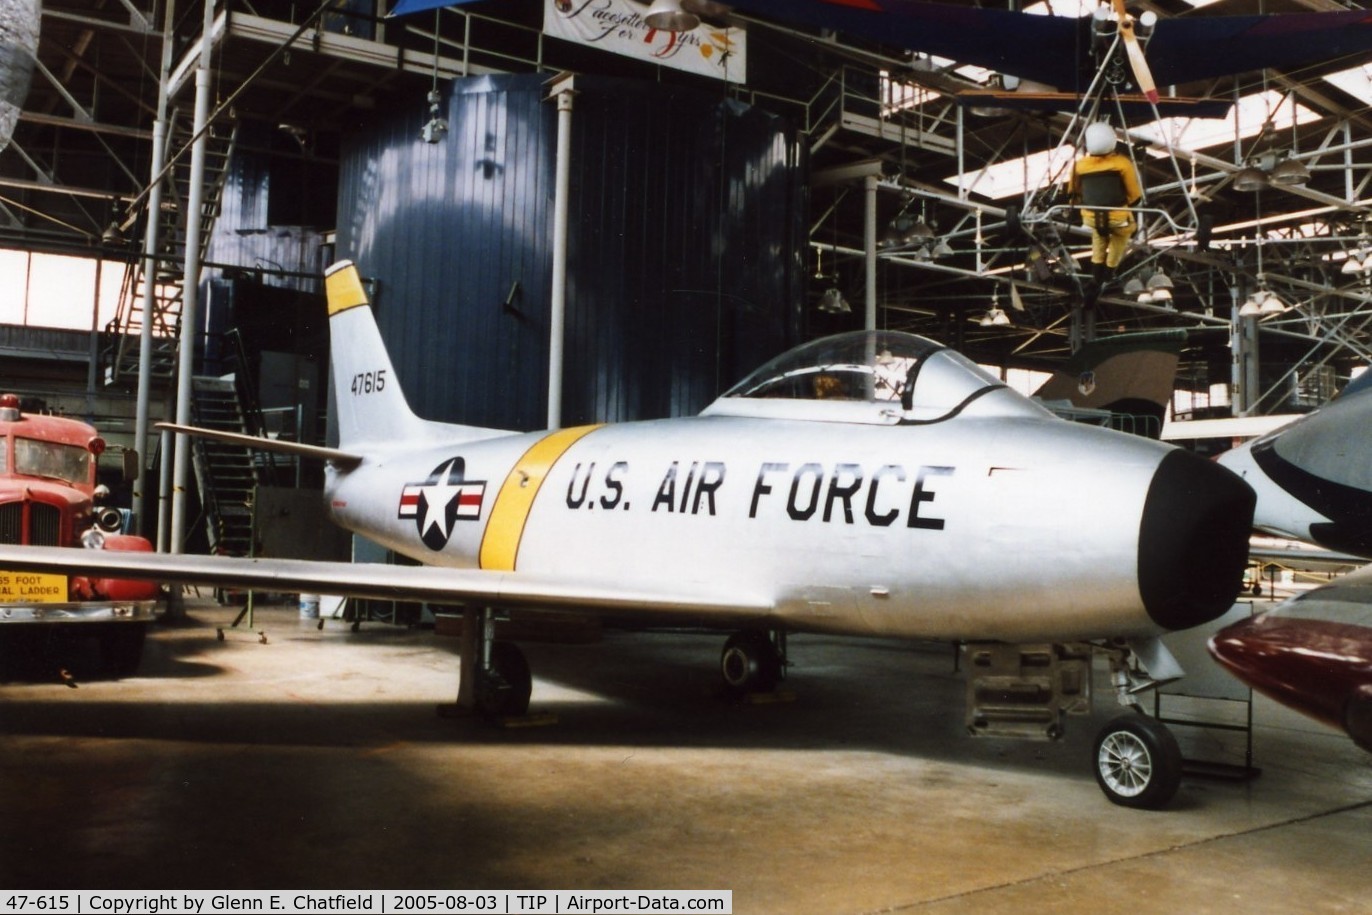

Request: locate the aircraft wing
(390, 1), (1372, 94)
(1148, 11), (1372, 89)
(0, 544), (774, 622)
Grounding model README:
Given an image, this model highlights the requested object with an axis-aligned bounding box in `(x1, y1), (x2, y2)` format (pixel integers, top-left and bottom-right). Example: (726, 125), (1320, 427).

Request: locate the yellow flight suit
(1069, 151), (1143, 269)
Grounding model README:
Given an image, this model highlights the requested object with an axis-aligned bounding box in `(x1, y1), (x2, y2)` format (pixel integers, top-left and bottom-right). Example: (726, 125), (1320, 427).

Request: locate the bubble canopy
(711, 330), (1036, 423)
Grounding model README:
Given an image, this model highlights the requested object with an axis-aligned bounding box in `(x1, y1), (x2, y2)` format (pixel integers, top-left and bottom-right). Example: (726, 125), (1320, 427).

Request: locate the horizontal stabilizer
(157, 423), (364, 469)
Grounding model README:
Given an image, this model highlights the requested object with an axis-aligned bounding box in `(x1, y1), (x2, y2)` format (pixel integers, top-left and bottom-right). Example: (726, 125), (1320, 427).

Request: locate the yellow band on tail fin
(325, 260), (369, 316)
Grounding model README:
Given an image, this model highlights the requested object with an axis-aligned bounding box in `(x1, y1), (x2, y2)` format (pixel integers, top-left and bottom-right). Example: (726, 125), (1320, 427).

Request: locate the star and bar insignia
(398, 457), (487, 551)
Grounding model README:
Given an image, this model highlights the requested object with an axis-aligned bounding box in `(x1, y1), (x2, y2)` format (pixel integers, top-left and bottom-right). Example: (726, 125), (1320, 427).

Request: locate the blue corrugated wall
(335, 73), (806, 431)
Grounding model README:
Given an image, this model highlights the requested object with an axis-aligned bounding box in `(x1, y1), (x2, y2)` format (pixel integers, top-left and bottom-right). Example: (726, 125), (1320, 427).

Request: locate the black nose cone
(1138, 449), (1256, 630)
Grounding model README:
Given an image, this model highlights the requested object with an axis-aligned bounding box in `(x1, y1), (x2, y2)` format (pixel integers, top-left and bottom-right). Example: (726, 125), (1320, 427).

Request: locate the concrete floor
(2, 600), (1371, 913)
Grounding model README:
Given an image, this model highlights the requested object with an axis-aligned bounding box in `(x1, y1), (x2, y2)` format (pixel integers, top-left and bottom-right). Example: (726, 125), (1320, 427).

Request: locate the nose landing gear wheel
(1093, 713), (1183, 809)
(720, 630), (782, 698)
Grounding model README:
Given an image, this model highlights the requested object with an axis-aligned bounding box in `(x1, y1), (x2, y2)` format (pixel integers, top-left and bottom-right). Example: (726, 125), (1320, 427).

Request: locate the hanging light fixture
(1269, 88), (1311, 187)
(1233, 165), (1269, 192)
(817, 287), (851, 315)
(1268, 157), (1311, 187)
(644, 0), (700, 31)
(1341, 241), (1372, 276)
(1239, 293), (1264, 318)
(1146, 268), (1174, 302)
(980, 291), (1010, 327)
(1122, 276), (1145, 297)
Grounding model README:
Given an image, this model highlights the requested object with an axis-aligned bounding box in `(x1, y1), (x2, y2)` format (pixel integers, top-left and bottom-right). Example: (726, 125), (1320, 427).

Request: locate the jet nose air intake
(1137, 449), (1256, 631)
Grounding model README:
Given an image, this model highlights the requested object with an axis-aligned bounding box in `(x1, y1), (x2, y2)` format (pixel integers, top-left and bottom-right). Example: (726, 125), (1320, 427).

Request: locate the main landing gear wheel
(475, 640), (532, 721)
(720, 630), (782, 698)
(1093, 712), (1183, 809)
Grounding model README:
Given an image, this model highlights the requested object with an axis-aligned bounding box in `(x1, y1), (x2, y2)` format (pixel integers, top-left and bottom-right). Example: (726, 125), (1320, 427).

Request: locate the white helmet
(1084, 122), (1117, 156)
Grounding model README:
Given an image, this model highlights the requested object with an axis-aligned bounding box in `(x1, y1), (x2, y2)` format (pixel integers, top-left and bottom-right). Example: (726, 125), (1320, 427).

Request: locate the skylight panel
(1128, 90), (1320, 155)
(1022, 0), (1095, 18)
(944, 145), (1078, 201)
(1323, 64), (1372, 107)
(881, 70), (941, 115)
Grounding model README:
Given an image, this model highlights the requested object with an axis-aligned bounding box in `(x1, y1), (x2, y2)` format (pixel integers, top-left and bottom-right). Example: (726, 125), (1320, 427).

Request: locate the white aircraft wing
(0, 545), (773, 621)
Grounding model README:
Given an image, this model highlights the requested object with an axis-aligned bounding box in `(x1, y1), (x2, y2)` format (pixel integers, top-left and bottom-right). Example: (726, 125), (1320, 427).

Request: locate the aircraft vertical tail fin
(324, 260), (503, 449)
(1033, 330), (1186, 439)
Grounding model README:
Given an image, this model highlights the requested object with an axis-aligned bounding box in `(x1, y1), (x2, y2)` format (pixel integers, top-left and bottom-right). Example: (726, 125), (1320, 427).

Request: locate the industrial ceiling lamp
(1238, 293), (1263, 318)
(1268, 156), (1311, 187)
(885, 212), (936, 249)
(1341, 240), (1371, 276)
(818, 286), (851, 315)
(1270, 89), (1311, 187)
(1145, 267), (1174, 302)
(1257, 281), (1287, 315)
(979, 292), (1010, 327)
(1233, 165), (1269, 192)
(1258, 291), (1286, 315)
(645, 0), (700, 31)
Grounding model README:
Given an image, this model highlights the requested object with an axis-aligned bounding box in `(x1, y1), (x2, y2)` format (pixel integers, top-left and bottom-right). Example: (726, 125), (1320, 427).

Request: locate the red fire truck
(0, 393), (160, 678)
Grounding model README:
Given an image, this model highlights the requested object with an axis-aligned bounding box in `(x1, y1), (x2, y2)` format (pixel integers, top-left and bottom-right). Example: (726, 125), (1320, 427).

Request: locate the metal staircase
(104, 112), (238, 386)
(188, 376), (258, 556)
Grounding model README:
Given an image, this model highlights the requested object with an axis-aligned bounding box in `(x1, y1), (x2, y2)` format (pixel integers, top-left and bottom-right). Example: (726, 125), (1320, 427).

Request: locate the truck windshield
(14, 437), (92, 486)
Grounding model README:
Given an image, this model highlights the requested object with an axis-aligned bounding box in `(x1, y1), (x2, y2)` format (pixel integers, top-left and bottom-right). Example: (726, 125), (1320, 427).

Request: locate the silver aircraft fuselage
(326, 332), (1253, 645)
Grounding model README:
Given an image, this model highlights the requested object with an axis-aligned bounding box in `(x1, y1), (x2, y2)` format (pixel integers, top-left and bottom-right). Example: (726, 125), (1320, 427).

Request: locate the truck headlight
(80, 528), (106, 550)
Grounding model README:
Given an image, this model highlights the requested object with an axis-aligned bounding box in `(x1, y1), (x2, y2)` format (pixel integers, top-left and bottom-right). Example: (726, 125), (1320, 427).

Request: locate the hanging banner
(544, 0), (746, 84)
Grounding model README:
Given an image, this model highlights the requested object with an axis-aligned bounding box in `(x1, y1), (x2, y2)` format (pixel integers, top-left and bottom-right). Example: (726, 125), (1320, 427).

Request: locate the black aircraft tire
(720, 631), (781, 698)
(1093, 713), (1183, 809)
(476, 640), (532, 721)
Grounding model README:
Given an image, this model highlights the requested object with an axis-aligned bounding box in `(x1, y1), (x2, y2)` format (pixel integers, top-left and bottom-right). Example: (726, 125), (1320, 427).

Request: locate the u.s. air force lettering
(563, 458), (954, 528)
(398, 457), (487, 550)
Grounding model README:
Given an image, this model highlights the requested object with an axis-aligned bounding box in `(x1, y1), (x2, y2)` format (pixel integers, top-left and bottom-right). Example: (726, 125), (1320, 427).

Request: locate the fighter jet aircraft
(1207, 375), (1372, 756)
(0, 260), (1256, 808)
(1217, 372), (1372, 560)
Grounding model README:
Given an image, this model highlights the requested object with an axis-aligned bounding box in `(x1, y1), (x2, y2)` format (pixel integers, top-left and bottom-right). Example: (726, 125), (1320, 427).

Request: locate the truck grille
(0, 502), (62, 545)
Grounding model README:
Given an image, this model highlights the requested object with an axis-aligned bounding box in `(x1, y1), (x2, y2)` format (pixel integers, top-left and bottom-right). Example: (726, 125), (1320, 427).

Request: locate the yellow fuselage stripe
(479, 425), (602, 571)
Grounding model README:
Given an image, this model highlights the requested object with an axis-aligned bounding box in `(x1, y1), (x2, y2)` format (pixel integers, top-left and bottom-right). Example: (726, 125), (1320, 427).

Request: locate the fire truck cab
(0, 394), (160, 678)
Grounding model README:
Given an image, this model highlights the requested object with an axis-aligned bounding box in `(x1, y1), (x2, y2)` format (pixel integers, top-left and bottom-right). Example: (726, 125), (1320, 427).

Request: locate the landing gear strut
(450, 607), (532, 722)
(720, 630), (786, 698)
(1092, 642), (1184, 808)
(476, 639), (532, 721)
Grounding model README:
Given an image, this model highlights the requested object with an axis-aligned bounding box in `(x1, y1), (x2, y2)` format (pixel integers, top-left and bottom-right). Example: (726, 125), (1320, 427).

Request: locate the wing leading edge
(0, 544), (774, 622)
